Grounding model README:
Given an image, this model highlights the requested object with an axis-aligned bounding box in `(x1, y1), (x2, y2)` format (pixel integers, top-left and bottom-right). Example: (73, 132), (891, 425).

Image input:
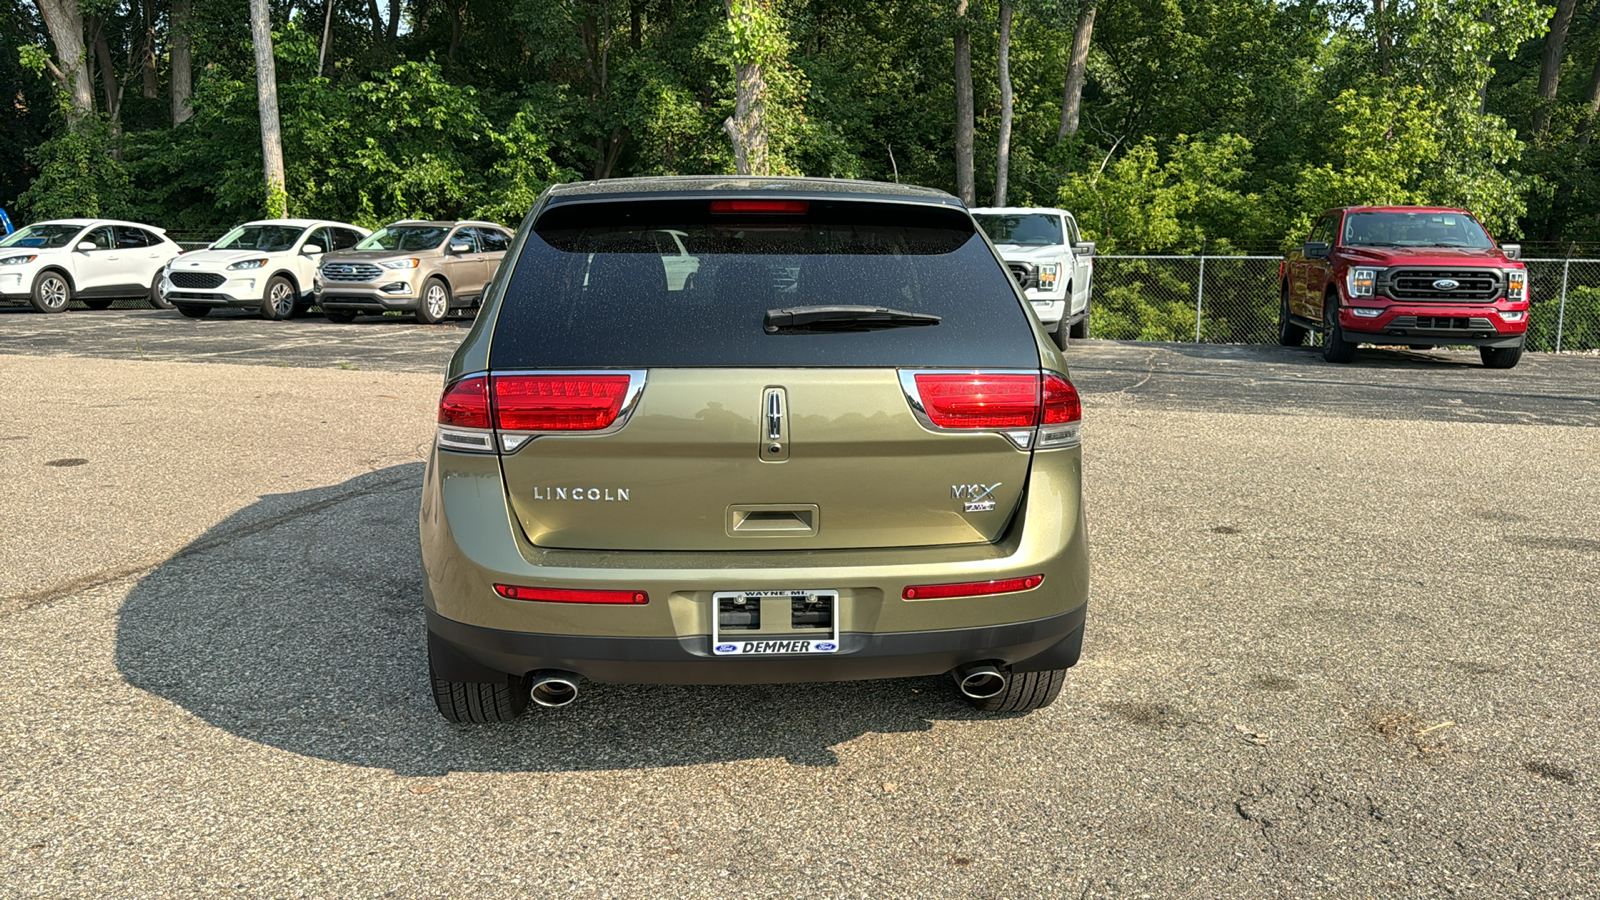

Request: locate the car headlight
(380, 258), (420, 270)
(1347, 267), (1381, 298)
(1037, 263), (1060, 290)
(1505, 269), (1527, 301)
(0, 254), (38, 266)
(227, 258), (268, 270)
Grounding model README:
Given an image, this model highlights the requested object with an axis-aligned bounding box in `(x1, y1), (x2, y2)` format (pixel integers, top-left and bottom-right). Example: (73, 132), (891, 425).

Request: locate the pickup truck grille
(169, 272), (225, 289)
(1007, 262), (1038, 291)
(320, 263), (383, 282)
(1387, 268), (1501, 302)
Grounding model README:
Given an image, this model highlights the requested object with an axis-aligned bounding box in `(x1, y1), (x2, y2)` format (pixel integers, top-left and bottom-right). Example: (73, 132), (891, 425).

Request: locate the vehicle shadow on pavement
(115, 464), (960, 776)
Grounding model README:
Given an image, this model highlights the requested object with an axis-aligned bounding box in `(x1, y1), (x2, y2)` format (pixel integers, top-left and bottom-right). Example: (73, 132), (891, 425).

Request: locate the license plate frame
(711, 589), (840, 656)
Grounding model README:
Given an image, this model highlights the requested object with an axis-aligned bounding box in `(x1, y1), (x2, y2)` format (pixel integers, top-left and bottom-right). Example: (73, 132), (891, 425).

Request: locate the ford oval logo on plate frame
(1433, 278), (1461, 291)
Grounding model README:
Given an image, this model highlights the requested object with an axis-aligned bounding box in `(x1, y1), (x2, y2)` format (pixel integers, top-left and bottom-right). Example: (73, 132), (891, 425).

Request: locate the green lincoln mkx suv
(421, 176), (1089, 722)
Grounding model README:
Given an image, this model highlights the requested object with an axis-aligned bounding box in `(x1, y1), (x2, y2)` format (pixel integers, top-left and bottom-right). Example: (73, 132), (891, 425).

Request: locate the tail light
(436, 370), (646, 453)
(1037, 373), (1082, 449)
(900, 370), (1082, 449)
(495, 374), (633, 431)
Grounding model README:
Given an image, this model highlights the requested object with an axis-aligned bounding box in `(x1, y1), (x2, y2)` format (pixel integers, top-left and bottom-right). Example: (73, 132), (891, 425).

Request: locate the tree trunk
(140, 0), (157, 99)
(448, 0), (463, 62)
(1373, 0), (1390, 79)
(366, 0), (384, 40)
(1579, 52), (1600, 145)
(954, 0), (974, 205)
(318, 0), (333, 76)
(34, 0), (95, 127)
(171, 0), (193, 123)
(994, 0), (1012, 206)
(722, 0), (770, 176)
(89, 17), (121, 134)
(387, 0), (401, 43)
(249, 0), (288, 217)
(1533, 0), (1579, 138)
(1058, 0), (1096, 141)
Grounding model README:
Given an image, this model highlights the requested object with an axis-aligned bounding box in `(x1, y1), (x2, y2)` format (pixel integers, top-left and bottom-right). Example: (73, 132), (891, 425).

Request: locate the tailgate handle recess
(728, 504), (819, 537)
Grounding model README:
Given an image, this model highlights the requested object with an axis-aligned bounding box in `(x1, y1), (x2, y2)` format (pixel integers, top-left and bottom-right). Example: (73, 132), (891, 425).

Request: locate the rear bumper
(428, 604), (1086, 685)
(420, 441), (1090, 672)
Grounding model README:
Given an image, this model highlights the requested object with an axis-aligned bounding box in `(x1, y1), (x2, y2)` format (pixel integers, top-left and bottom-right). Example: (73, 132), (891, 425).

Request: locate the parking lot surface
(1, 311), (1597, 897)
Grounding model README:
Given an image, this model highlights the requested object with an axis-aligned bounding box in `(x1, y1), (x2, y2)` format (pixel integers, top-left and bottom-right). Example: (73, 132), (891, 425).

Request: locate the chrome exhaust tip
(528, 671), (580, 708)
(953, 664), (1007, 700)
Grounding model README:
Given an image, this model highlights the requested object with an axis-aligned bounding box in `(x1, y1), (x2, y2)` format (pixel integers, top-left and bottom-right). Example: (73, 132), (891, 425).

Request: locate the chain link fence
(1090, 255), (1600, 352)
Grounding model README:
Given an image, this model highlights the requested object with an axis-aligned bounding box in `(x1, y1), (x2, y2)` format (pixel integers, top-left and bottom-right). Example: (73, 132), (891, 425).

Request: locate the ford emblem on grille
(1432, 278), (1460, 291)
(338, 266), (353, 275)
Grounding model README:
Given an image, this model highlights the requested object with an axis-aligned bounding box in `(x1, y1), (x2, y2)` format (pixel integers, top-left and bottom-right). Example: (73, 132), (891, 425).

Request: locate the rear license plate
(711, 589), (839, 656)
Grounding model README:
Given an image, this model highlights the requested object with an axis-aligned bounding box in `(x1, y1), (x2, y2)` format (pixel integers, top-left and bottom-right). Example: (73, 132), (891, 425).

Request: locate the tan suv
(422, 177), (1089, 722)
(315, 220), (512, 323)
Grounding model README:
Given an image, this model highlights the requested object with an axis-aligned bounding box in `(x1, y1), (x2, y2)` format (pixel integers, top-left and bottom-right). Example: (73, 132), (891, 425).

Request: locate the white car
(163, 218), (368, 320)
(971, 207), (1095, 349)
(0, 219), (183, 313)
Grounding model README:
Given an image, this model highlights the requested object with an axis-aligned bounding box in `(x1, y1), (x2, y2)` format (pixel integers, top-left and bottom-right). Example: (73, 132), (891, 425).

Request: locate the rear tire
(324, 310), (358, 323)
(148, 273), (174, 309)
(417, 278), (451, 324)
(961, 668), (1067, 713)
(82, 298), (115, 310)
(1278, 285), (1306, 346)
(1480, 344), (1523, 369)
(1321, 290), (1356, 363)
(261, 276), (297, 320)
(430, 658), (530, 724)
(30, 270), (71, 313)
(176, 304), (210, 318)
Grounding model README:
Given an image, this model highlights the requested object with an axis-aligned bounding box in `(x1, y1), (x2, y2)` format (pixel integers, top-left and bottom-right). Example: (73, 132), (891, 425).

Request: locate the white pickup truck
(971, 207), (1095, 349)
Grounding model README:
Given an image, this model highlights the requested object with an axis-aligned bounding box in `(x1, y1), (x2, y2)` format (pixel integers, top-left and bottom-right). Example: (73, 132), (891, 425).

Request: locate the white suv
(163, 218), (368, 319)
(971, 207), (1095, 349)
(0, 219), (182, 313)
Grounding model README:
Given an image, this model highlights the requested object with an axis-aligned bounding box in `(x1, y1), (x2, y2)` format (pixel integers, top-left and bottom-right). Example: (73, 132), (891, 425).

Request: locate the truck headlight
(1506, 270), (1527, 301)
(0, 254), (38, 266)
(380, 258), (420, 270)
(227, 258), (268, 270)
(1037, 263), (1060, 290)
(1347, 267), (1380, 298)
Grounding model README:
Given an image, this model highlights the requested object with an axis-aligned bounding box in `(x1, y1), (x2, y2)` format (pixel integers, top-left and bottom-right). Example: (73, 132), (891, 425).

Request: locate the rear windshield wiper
(764, 305), (942, 333)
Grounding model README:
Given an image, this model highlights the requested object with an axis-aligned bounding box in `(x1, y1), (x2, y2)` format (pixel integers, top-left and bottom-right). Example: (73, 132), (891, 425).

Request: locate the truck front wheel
(1321, 290), (1356, 363)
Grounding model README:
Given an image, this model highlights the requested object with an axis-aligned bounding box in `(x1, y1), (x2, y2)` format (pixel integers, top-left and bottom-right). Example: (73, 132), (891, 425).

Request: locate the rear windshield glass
(1342, 212), (1494, 249)
(489, 199), (1039, 369)
(358, 225), (451, 251)
(973, 213), (1063, 246)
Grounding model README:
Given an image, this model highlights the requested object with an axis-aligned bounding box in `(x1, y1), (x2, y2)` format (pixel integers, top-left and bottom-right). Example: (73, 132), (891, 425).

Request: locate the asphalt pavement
(1, 312), (1597, 897)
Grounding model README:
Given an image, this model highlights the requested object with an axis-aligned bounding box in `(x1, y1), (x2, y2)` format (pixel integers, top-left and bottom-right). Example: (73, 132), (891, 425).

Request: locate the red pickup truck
(1279, 206), (1529, 368)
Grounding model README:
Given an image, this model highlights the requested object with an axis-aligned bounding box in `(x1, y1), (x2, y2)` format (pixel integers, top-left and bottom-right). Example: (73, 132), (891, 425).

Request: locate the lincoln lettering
(532, 487), (631, 501)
